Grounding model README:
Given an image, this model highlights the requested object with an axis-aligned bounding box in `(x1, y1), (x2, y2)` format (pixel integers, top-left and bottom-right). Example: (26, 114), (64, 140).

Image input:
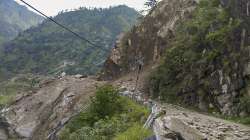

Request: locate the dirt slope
(1, 76), (105, 140)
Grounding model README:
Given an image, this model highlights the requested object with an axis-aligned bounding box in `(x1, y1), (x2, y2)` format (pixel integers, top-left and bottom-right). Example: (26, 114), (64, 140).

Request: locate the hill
(0, 5), (140, 79)
(102, 0), (250, 117)
(0, 0), (43, 45)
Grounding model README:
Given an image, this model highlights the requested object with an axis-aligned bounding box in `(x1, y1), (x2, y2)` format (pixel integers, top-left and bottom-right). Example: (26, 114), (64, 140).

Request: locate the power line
(19, 0), (110, 52)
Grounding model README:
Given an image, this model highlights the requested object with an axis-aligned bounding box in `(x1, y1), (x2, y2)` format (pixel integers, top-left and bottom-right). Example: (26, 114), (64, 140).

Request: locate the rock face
(0, 117), (9, 140)
(0, 76), (104, 140)
(101, 0), (198, 79)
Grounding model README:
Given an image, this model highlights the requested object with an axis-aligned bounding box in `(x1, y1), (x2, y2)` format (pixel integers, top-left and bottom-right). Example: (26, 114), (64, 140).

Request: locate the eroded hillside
(103, 0), (250, 117)
(101, 0), (198, 80)
(0, 76), (105, 140)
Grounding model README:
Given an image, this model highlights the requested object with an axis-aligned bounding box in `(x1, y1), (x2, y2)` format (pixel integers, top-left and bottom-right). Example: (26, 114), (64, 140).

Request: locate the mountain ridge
(0, 5), (140, 80)
(0, 0), (43, 45)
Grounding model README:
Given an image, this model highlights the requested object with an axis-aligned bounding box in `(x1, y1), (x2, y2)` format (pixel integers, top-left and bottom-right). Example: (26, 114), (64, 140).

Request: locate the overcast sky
(15, 0), (147, 16)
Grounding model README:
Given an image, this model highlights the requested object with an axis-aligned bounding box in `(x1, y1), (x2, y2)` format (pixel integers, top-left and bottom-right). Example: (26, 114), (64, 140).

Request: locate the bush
(60, 85), (150, 140)
(114, 123), (153, 140)
(90, 85), (123, 120)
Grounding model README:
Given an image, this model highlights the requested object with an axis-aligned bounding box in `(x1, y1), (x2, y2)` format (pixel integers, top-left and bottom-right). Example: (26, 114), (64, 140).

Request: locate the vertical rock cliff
(101, 0), (198, 80)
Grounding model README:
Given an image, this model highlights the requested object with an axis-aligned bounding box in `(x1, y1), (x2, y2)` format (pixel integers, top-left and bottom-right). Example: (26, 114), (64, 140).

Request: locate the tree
(90, 85), (123, 119)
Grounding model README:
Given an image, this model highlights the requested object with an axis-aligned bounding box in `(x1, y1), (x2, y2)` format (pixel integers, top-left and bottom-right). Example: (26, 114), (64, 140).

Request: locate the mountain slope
(0, 6), (140, 79)
(102, 0), (250, 117)
(0, 0), (43, 45)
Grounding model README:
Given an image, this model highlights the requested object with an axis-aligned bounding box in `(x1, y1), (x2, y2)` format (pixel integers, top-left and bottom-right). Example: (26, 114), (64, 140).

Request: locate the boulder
(74, 74), (87, 79)
(164, 117), (205, 140)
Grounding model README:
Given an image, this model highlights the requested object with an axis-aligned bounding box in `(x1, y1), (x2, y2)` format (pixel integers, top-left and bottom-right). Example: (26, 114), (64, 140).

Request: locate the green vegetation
(0, 95), (14, 108)
(0, 0), (43, 44)
(0, 75), (41, 108)
(224, 116), (250, 126)
(114, 123), (152, 140)
(149, 0), (247, 113)
(59, 85), (151, 140)
(0, 6), (139, 79)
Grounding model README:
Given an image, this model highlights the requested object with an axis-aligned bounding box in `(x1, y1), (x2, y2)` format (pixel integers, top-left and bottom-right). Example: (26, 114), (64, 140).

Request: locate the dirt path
(153, 103), (250, 140)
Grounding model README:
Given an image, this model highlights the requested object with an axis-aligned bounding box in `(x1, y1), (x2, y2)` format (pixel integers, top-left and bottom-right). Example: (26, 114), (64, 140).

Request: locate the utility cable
(19, 0), (110, 52)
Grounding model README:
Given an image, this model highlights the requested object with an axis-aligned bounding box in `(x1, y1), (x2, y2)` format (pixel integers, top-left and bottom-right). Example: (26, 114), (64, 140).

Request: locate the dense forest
(0, 0), (43, 45)
(0, 5), (140, 79)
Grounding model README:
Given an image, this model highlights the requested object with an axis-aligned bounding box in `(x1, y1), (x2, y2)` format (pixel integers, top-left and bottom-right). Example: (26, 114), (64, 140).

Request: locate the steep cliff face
(101, 0), (198, 80)
(103, 0), (250, 116)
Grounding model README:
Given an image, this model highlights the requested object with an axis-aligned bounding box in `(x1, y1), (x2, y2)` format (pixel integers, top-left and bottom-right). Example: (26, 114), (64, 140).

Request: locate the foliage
(0, 95), (14, 108)
(149, 0), (241, 106)
(0, 0), (43, 44)
(0, 6), (139, 79)
(224, 116), (250, 126)
(59, 85), (150, 140)
(0, 75), (41, 107)
(90, 85), (124, 120)
(114, 123), (153, 140)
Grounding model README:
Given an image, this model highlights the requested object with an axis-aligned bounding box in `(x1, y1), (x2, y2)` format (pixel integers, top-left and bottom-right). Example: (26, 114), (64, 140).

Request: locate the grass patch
(210, 114), (250, 126)
(0, 95), (14, 107)
(225, 117), (250, 126)
(114, 123), (153, 140)
(0, 75), (41, 108)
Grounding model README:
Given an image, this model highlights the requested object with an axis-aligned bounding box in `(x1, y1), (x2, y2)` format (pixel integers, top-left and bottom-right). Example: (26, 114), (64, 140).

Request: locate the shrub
(90, 85), (123, 120)
(114, 123), (153, 140)
(60, 85), (150, 140)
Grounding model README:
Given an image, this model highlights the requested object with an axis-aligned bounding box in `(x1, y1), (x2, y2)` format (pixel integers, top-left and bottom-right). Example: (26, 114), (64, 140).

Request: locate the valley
(1, 0), (250, 139)
(0, 5), (140, 79)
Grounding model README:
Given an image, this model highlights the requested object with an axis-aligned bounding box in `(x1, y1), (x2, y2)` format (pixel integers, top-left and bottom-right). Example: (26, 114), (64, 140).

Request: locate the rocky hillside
(0, 0), (43, 45)
(101, 0), (197, 80)
(0, 6), (140, 80)
(102, 0), (250, 117)
(0, 76), (105, 140)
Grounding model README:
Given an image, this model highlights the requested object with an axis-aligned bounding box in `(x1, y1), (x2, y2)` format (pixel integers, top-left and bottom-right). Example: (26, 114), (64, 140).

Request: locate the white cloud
(15, 0), (147, 16)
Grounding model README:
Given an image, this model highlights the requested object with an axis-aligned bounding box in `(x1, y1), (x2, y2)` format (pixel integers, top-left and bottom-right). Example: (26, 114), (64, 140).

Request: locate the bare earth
(1, 76), (105, 140)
